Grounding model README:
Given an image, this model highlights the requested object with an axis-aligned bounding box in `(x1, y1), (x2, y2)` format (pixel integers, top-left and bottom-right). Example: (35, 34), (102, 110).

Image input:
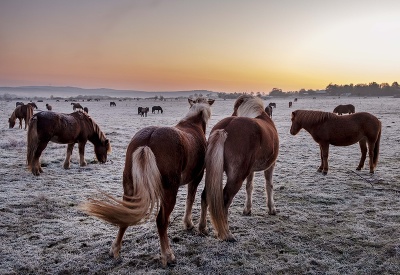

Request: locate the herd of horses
(7, 96), (381, 266)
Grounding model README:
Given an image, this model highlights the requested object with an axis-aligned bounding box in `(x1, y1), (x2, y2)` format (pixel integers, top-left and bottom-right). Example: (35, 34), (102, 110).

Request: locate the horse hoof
(242, 209), (251, 216)
(322, 171), (328, 175)
(317, 169), (322, 173)
(356, 167), (361, 171)
(184, 222), (194, 231)
(268, 208), (277, 215)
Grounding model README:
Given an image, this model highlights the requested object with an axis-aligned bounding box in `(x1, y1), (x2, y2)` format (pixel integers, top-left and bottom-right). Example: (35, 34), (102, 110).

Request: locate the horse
(268, 102), (276, 108)
(333, 104), (355, 115)
(138, 107), (149, 117)
(110, 102), (116, 107)
(290, 110), (381, 174)
(289, 101), (293, 108)
(71, 102), (84, 111)
(9, 105), (34, 129)
(16, 102), (24, 107)
(27, 102), (38, 109)
(152, 106), (163, 114)
(83, 107), (89, 113)
(265, 105), (273, 118)
(198, 95), (279, 241)
(45, 104), (52, 111)
(80, 97), (215, 266)
(27, 111), (111, 176)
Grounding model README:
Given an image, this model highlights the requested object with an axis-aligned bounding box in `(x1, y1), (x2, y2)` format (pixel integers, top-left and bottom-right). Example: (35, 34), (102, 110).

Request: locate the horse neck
(10, 110), (16, 121)
(176, 118), (206, 137)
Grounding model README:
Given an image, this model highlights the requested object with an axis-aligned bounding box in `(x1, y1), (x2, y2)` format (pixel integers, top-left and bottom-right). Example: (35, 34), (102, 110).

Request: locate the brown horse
(46, 104), (52, 111)
(264, 105), (273, 118)
(27, 111), (111, 176)
(27, 102), (38, 109)
(80, 97), (214, 266)
(9, 105), (34, 129)
(290, 110), (381, 174)
(333, 104), (355, 115)
(71, 102), (84, 111)
(198, 95), (279, 241)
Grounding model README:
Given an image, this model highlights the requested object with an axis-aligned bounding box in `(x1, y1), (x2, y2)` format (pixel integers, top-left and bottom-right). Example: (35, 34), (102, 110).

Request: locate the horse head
(290, 111), (302, 135)
(94, 139), (111, 163)
(8, 117), (16, 128)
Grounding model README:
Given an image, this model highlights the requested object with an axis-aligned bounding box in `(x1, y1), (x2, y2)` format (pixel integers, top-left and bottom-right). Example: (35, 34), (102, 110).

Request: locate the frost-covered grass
(0, 97), (399, 274)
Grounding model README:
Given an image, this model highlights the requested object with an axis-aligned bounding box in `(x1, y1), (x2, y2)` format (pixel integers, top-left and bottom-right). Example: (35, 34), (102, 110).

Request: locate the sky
(1, 0), (399, 93)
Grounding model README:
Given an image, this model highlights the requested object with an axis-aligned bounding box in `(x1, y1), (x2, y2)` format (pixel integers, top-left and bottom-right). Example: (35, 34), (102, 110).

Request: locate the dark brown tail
(79, 146), (163, 227)
(27, 116), (38, 169)
(373, 126), (381, 168)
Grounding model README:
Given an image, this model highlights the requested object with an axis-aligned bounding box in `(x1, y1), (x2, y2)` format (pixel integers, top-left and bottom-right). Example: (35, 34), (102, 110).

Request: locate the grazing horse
(333, 104), (355, 115)
(27, 111), (111, 176)
(71, 102), (84, 111)
(152, 106), (163, 114)
(138, 107), (149, 117)
(83, 107), (89, 113)
(46, 104), (52, 111)
(27, 102), (38, 109)
(265, 105), (273, 118)
(9, 105), (34, 129)
(198, 95), (279, 241)
(290, 110), (381, 174)
(110, 102), (116, 107)
(80, 97), (215, 266)
(268, 102), (276, 108)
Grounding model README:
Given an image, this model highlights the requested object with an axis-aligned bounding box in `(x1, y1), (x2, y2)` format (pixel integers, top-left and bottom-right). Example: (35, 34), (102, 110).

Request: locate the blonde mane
(235, 95), (264, 118)
(182, 98), (212, 124)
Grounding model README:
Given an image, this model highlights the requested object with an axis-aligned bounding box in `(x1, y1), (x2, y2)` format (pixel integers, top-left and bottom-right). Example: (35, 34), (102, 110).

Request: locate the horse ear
(188, 98), (195, 106)
(207, 99), (215, 106)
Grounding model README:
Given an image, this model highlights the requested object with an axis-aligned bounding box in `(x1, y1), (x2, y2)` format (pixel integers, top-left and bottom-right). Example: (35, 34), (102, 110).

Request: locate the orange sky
(1, 0), (399, 93)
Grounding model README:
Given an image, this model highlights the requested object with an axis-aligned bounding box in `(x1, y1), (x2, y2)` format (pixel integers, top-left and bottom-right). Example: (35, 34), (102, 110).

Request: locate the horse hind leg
(264, 165), (276, 215)
(198, 188), (208, 235)
(31, 141), (48, 175)
(110, 226), (127, 258)
(367, 140), (376, 173)
(243, 172), (254, 216)
(63, 144), (74, 169)
(357, 139), (367, 171)
(183, 172), (204, 230)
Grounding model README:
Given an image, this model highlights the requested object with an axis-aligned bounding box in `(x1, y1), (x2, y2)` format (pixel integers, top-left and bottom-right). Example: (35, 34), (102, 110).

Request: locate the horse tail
(25, 106), (33, 128)
(80, 146), (163, 227)
(27, 116), (38, 169)
(205, 129), (231, 240)
(373, 125), (381, 168)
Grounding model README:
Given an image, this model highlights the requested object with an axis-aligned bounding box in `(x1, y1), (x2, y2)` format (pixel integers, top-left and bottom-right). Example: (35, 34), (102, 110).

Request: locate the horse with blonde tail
(9, 105), (34, 129)
(198, 95), (279, 241)
(80, 97), (214, 266)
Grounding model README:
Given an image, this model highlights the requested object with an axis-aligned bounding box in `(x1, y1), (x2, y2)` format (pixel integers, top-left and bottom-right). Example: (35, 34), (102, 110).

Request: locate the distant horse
(152, 106), (163, 114)
(289, 101), (293, 108)
(333, 104), (355, 115)
(9, 105), (34, 129)
(71, 102), (84, 111)
(110, 102), (116, 107)
(46, 104), (52, 111)
(27, 102), (38, 109)
(80, 97), (215, 266)
(198, 95), (279, 241)
(294, 98), (298, 102)
(83, 107), (89, 113)
(290, 110), (381, 174)
(265, 105), (273, 118)
(16, 102), (24, 107)
(138, 107), (149, 117)
(27, 111), (111, 176)
(269, 102), (276, 108)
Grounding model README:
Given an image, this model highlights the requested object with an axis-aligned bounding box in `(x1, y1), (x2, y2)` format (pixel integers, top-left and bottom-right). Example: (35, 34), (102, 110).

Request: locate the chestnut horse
(198, 95), (279, 241)
(71, 102), (84, 111)
(9, 105), (34, 129)
(333, 104), (355, 115)
(80, 97), (214, 266)
(27, 111), (111, 176)
(290, 110), (381, 174)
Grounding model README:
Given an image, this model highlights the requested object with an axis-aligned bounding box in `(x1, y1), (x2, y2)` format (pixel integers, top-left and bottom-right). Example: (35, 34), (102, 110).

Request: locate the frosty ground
(0, 96), (399, 274)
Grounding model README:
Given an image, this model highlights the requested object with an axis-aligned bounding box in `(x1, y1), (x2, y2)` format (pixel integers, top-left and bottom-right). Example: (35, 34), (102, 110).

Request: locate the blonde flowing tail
(27, 116), (38, 169)
(80, 146), (162, 227)
(205, 129), (231, 240)
(26, 105), (33, 128)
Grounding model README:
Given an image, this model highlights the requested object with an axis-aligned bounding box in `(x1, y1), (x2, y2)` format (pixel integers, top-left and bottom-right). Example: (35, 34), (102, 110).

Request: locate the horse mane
(80, 112), (111, 152)
(235, 95), (264, 118)
(10, 107), (18, 121)
(181, 98), (212, 123)
(294, 110), (337, 125)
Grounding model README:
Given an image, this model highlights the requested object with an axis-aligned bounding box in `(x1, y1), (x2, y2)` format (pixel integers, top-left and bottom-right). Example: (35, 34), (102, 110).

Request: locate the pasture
(1, 97), (399, 274)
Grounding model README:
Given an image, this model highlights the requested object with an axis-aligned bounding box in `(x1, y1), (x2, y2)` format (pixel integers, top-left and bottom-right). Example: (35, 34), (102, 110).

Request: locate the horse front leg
(243, 172), (254, 216)
(63, 143), (74, 169)
(183, 171), (204, 230)
(264, 165), (276, 215)
(317, 145), (323, 173)
(78, 142), (87, 166)
(157, 188), (178, 267)
(198, 188), (208, 235)
(18, 118), (23, 129)
(320, 143), (329, 175)
(357, 139), (367, 171)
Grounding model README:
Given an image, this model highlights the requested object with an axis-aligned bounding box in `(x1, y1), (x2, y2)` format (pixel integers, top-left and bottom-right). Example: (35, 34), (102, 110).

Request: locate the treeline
(217, 81), (400, 99)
